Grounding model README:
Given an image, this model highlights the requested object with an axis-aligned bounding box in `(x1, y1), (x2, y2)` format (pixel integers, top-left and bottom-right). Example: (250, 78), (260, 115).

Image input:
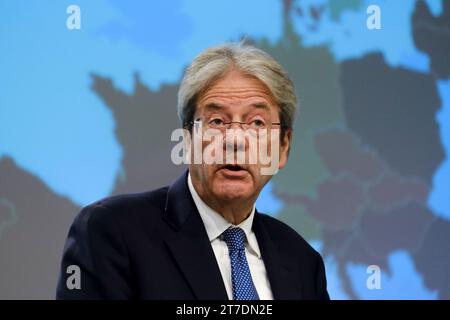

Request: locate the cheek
(254, 133), (280, 159)
(190, 164), (214, 182)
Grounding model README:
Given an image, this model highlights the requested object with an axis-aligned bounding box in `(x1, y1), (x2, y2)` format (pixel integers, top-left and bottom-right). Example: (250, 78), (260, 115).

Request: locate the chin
(212, 181), (254, 201)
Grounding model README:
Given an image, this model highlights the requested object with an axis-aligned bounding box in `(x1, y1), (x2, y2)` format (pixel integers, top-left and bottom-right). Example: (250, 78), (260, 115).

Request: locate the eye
(249, 118), (266, 128)
(208, 118), (225, 127)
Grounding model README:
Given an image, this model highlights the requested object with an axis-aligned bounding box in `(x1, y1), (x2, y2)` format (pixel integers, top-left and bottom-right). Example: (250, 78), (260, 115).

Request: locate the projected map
(0, 0), (449, 299)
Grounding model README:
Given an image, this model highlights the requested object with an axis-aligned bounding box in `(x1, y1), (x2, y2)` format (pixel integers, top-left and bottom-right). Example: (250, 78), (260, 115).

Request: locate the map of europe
(0, 0), (449, 299)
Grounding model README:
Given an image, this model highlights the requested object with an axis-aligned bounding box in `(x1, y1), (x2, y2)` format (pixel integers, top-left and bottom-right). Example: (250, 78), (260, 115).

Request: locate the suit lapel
(162, 171), (302, 300)
(163, 171), (228, 300)
(253, 211), (303, 300)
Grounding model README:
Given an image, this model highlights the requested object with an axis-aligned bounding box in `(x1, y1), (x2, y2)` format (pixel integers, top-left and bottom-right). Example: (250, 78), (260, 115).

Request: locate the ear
(182, 126), (194, 164)
(278, 129), (292, 170)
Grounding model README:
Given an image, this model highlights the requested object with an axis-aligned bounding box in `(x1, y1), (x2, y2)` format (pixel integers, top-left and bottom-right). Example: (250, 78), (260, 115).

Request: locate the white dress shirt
(187, 173), (274, 300)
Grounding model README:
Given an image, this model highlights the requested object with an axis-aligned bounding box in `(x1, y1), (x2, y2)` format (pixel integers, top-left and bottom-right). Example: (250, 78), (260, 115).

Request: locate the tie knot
(222, 227), (246, 251)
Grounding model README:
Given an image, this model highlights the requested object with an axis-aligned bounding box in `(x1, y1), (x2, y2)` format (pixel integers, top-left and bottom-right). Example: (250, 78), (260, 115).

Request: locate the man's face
(188, 69), (291, 205)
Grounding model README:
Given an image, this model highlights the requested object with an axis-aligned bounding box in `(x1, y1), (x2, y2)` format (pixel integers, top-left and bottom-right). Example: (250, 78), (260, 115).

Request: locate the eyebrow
(251, 102), (270, 110)
(203, 103), (225, 112)
(202, 101), (270, 112)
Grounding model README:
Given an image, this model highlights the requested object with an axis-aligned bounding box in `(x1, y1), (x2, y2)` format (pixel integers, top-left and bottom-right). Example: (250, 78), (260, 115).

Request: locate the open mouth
(223, 164), (244, 171)
(219, 164), (249, 178)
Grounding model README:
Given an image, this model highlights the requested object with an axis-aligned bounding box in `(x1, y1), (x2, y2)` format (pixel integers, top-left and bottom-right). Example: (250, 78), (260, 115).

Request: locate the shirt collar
(187, 172), (261, 258)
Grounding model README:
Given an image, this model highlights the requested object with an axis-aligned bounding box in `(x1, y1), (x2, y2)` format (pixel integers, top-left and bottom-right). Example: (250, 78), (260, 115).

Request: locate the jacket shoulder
(257, 213), (321, 259)
(74, 186), (169, 228)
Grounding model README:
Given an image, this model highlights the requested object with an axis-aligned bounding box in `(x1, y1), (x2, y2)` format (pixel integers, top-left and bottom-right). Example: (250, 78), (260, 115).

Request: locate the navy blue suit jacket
(56, 171), (329, 300)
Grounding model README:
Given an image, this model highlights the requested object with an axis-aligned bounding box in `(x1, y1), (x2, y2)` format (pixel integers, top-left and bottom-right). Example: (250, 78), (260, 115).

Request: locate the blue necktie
(222, 227), (259, 300)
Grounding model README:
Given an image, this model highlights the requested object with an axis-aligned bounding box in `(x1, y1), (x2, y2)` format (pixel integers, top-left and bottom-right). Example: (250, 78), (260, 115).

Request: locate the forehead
(197, 69), (277, 114)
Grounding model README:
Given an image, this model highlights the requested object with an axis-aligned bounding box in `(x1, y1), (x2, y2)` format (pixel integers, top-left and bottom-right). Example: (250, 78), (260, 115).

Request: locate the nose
(228, 121), (245, 130)
(224, 127), (247, 154)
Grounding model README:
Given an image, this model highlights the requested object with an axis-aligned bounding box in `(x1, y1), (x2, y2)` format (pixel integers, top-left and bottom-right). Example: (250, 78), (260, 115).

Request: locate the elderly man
(56, 43), (329, 300)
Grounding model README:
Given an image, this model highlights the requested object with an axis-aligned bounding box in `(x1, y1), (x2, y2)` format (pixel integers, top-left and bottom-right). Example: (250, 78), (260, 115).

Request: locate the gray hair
(177, 42), (298, 136)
